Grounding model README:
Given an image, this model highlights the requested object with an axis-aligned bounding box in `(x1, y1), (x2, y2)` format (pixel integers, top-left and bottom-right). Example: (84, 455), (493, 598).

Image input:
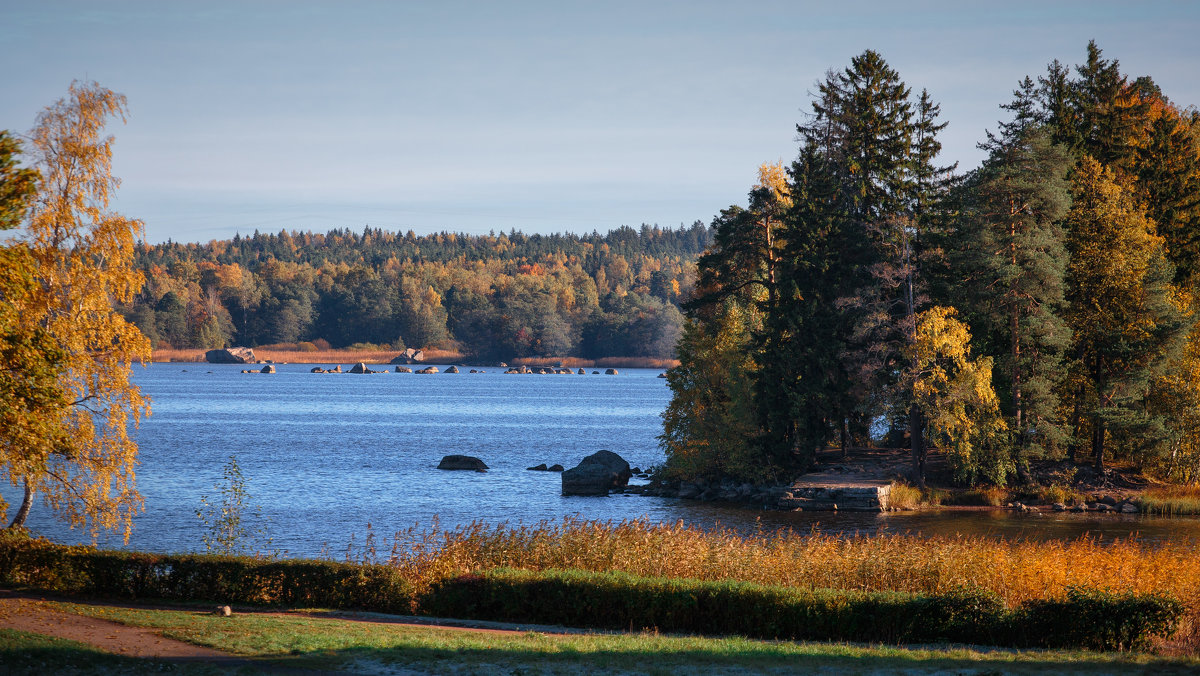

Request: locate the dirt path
(0, 589), (254, 666)
(0, 588), (593, 667)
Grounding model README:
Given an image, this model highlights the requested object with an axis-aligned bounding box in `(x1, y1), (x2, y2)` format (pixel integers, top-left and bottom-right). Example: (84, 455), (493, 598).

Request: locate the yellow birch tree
(2, 81), (151, 541)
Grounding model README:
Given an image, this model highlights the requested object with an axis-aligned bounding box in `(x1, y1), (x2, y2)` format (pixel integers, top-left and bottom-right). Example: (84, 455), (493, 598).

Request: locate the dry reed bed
(370, 518), (1200, 624)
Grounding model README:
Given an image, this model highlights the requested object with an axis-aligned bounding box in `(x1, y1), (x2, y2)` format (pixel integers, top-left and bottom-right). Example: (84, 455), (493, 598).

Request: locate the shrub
(1014, 587), (1185, 651)
(0, 537), (415, 613)
(888, 482), (949, 508)
(888, 482), (924, 509)
(422, 569), (1007, 644)
(943, 486), (1009, 506)
(422, 568), (1178, 650)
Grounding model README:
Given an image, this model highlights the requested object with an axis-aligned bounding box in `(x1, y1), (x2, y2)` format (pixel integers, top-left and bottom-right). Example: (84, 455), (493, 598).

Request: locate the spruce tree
(792, 51), (953, 485)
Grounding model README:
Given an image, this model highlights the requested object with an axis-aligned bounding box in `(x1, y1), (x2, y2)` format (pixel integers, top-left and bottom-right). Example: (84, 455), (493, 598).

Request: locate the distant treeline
(120, 223), (711, 360)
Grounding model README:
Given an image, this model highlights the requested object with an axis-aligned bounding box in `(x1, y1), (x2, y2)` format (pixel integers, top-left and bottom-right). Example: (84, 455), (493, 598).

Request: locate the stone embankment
(639, 478), (790, 508)
(640, 457), (895, 511)
(778, 479), (892, 511)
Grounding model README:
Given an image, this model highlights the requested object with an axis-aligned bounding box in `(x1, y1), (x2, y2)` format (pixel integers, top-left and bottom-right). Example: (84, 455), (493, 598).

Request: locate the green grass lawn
(8, 600), (1190, 675)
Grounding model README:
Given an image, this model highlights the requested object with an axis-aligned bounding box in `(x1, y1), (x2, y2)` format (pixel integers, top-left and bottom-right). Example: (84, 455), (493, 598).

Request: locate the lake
(7, 362), (1200, 556)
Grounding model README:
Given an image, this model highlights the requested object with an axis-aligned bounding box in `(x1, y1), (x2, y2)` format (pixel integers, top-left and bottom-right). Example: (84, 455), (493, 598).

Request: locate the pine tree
(958, 126), (1073, 475)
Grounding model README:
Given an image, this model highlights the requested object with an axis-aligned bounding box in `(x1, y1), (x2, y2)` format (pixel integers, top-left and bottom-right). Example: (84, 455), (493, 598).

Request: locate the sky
(2, 1), (1198, 245)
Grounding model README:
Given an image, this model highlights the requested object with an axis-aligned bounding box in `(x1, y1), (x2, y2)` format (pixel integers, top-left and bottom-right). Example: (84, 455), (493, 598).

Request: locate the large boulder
(416, 366), (439, 374)
(389, 348), (425, 365)
(394, 366), (413, 373)
(445, 366), (460, 374)
(349, 362), (369, 374)
(437, 455), (488, 471)
(259, 364), (275, 374)
(561, 450), (632, 496)
(206, 347), (256, 364)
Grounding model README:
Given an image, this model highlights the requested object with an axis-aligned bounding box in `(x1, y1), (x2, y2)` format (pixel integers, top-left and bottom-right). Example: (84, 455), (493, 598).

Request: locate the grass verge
(44, 601), (1200, 675)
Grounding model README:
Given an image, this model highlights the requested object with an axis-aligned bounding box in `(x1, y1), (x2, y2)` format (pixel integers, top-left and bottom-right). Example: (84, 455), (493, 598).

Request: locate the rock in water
(205, 347), (256, 364)
(438, 455), (488, 471)
(394, 366), (412, 373)
(445, 366), (460, 373)
(349, 362), (369, 374)
(259, 364), (275, 373)
(389, 348), (425, 364)
(604, 368), (618, 375)
(561, 450), (631, 496)
(416, 366), (439, 374)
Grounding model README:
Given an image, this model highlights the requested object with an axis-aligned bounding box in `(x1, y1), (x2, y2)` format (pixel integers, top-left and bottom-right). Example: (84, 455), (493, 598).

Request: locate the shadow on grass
(0, 628), (259, 675)
(270, 638), (1200, 675)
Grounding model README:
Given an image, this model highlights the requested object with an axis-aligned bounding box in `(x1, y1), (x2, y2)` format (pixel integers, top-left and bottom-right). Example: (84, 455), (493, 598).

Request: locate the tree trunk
(909, 404), (926, 488)
(1009, 213), (1024, 453)
(840, 417), (849, 459)
(1092, 420), (1105, 472)
(6, 479), (33, 530)
(1067, 385), (1082, 463)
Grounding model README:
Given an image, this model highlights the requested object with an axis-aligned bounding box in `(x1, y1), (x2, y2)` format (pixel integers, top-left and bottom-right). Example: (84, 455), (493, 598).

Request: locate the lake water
(8, 362), (1200, 556)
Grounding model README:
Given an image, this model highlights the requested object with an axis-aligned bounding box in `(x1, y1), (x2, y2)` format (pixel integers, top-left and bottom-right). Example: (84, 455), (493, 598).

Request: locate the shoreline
(148, 349), (678, 370)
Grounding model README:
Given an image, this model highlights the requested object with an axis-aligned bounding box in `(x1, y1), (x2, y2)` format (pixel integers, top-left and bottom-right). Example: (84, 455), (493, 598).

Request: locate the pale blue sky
(2, 1), (1198, 244)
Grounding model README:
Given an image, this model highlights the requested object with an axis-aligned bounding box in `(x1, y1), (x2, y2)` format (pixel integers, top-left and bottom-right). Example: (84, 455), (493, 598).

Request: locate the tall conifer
(958, 127), (1073, 475)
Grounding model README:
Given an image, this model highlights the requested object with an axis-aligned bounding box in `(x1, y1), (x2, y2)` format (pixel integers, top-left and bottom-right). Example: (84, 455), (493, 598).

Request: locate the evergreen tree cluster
(662, 43), (1200, 486)
(121, 223), (710, 361)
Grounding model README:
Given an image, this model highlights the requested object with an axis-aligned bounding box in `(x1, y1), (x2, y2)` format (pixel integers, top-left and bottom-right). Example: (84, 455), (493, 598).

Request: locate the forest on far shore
(119, 223), (710, 361)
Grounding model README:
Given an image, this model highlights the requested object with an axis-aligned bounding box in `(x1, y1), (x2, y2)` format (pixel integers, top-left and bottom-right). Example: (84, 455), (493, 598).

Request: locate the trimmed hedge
(423, 569), (1008, 645)
(0, 536), (415, 613)
(425, 568), (1182, 650)
(0, 537), (1182, 651)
